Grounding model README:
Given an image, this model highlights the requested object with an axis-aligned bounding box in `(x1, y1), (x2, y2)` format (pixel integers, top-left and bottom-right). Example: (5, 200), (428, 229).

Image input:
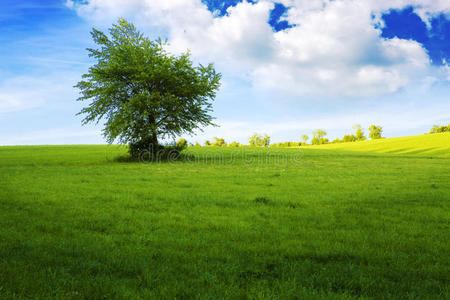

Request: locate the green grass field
(315, 132), (450, 157)
(1, 133), (449, 299)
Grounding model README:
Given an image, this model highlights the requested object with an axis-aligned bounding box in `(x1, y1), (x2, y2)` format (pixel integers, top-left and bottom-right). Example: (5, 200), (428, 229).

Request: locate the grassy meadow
(0, 133), (449, 299)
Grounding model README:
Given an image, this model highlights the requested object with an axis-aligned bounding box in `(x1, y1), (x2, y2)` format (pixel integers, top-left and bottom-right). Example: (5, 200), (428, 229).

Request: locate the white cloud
(0, 74), (80, 114)
(68, 0), (448, 97)
(0, 127), (102, 145)
(0, 77), (48, 113)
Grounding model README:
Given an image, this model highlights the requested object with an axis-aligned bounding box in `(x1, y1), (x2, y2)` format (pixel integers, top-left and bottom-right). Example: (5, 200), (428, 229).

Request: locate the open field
(315, 132), (450, 157)
(0, 134), (449, 299)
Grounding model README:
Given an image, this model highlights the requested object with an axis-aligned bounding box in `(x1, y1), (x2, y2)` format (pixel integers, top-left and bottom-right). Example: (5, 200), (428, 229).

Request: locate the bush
(319, 138), (329, 144)
(228, 141), (241, 147)
(272, 141), (301, 147)
(342, 134), (356, 143)
(129, 139), (186, 162)
(129, 137), (163, 159)
(176, 138), (188, 149)
(249, 133), (270, 147)
(211, 137), (226, 147)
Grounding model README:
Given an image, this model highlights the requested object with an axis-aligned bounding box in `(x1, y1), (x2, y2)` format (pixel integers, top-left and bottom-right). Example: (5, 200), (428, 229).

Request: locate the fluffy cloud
(68, 0), (448, 97)
(0, 77), (50, 113)
(0, 72), (81, 114)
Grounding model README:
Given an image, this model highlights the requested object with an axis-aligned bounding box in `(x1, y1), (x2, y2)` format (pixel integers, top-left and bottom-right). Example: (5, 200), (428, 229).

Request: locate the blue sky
(1, 0), (449, 145)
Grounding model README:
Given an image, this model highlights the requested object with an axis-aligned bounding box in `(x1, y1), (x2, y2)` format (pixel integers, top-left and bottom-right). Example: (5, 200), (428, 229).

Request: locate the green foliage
(211, 137), (226, 147)
(342, 134), (356, 143)
(194, 142), (201, 147)
(276, 141), (301, 147)
(331, 138), (342, 143)
(176, 138), (188, 149)
(353, 124), (366, 141)
(262, 134), (270, 147)
(368, 125), (383, 140)
(128, 141), (186, 162)
(312, 129), (327, 145)
(249, 133), (270, 147)
(319, 138), (329, 144)
(204, 140), (211, 146)
(228, 141), (241, 147)
(75, 19), (221, 157)
(248, 133), (260, 146)
(311, 129), (327, 145)
(301, 134), (309, 144)
(128, 136), (162, 159)
(429, 124), (450, 134)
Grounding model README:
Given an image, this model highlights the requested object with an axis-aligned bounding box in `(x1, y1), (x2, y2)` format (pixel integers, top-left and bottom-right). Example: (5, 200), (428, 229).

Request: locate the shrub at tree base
(129, 138), (187, 162)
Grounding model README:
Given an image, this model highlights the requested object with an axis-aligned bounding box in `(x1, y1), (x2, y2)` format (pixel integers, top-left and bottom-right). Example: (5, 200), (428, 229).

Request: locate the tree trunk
(148, 114), (158, 154)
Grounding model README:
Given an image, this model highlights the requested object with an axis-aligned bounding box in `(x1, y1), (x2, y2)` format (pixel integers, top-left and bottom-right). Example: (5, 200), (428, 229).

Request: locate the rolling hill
(315, 132), (450, 157)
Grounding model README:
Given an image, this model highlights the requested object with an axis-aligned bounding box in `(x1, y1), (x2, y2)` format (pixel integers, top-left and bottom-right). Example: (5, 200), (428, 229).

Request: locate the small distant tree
(262, 134), (271, 147)
(429, 125), (439, 133)
(312, 129), (326, 145)
(342, 134), (356, 143)
(211, 137), (226, 147)
(228, 141), (240, 147)
(204, 140), (211, 146)
(249, 133), (268, 147)
(301, 134), (309, 144)
(194, 142), (201, 147)
(75, 19), (221, 158)
(368, 125), (383, 139)
(249, 133), (261, 146)
(176, 138), (188, 149)
(353, 125), (366, 141)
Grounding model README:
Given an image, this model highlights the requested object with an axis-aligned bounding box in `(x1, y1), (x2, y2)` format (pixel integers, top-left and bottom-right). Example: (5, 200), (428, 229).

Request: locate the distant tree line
(182, 124), (385, 148)
(177, 123), (449, 148)
(429, 124), (450, 134)
(329, 124), (383, 144)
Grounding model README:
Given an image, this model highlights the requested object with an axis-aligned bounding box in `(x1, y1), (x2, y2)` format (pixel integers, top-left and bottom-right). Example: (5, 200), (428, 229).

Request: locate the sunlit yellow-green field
(314, 132), (450, 157)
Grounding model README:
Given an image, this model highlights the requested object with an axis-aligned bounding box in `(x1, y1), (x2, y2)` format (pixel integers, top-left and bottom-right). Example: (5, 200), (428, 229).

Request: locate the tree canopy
(75, 19), (221, 157)
(368, 125), (383, 139)
(249, 133), (270, 147)
(312, 129), (327, 145)
(352, 124), (366, 141)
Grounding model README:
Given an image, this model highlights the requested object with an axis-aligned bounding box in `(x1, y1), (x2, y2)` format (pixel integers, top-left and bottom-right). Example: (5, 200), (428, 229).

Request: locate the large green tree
(76, 19), (221, 157)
